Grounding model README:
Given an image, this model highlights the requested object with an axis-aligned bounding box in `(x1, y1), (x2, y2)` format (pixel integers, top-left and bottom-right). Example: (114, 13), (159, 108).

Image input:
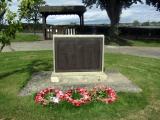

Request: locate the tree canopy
(18, 0), (45, 34)
(82, 0), (143, 43)
(0, 0), (21, 52)
(82, 0), (142, 9)
(19, 0), (45, 23)
(146, 0), (160, 11)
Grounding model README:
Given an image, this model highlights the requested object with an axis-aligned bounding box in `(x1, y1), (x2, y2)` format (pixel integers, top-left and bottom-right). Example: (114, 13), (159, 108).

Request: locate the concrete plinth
(51, 72), (108, 83)
(19, 71), (142, 96)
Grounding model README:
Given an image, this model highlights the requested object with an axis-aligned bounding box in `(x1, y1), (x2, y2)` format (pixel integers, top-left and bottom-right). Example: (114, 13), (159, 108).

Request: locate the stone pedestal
(51, 72), (108, 83)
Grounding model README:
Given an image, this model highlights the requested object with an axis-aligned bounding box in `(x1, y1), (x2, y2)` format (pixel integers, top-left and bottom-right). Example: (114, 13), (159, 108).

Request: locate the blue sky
(10, 0), (160, 25)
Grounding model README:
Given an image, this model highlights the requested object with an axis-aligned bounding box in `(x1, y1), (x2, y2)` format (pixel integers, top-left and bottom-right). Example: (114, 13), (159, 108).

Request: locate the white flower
(50, 97), (60, 103)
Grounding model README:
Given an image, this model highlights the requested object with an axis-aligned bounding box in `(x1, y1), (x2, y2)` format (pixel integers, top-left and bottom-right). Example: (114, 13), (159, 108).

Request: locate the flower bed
(35, 86), (117, 107)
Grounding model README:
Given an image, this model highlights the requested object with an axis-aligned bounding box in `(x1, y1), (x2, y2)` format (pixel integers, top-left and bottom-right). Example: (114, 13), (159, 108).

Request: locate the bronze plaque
(54, 35), (104, 72)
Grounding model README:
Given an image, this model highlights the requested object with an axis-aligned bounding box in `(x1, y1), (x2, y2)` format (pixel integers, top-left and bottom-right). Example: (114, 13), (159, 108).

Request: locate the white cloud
(121, 3), (160, 23)
(45, 0), (83, 6)
(9, 0), (160, 24)
(10, 0), (19, 12)
(47, 15), (80, 25)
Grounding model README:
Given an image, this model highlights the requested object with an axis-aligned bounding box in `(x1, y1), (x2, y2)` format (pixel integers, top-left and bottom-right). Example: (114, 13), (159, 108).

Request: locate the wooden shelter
(39, 5), (86, 39)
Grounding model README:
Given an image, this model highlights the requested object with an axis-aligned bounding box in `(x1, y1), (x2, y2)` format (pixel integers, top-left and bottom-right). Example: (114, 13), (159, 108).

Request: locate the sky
(10, 0), (160, 25)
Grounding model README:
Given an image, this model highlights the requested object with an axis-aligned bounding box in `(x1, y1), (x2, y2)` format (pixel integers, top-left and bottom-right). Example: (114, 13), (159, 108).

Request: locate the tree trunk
(105, 0), (122, 42)
(33, 12), (37, 35)
(33, 19), (36, 35)
(0, 43), (5, 52)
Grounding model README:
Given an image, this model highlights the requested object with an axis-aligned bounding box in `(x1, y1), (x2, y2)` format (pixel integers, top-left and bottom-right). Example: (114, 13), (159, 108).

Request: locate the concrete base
(19, 71), (142, 96)
(51, 72), (108, 83)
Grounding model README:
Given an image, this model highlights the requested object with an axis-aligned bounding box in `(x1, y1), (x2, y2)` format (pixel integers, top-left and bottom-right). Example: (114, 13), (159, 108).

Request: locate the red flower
(34, 86), (117, 107)
(35, 88), (64, 105)
(63, 88), (91, 107)
(93, 87), (117, 104)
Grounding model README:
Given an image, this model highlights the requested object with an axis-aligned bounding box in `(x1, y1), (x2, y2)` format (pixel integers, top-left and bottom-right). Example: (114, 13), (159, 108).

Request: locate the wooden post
(81, 14), (84, 26)
(79, 14), (84, 26)
(79, 15), (82, 26)
(42, 14), (47, 40)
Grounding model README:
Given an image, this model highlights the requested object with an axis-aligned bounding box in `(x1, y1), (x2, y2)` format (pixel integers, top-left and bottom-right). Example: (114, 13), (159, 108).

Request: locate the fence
(21, 24), (160, 40)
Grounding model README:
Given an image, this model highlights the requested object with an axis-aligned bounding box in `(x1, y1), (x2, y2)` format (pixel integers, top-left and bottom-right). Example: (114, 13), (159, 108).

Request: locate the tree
(82, 0), (143, 42)
(141, 21), (150, 26)
(18, 0), (45, 34)
(150, 21), (157, 26)
(132, 20), (141, 26)
(0, 0), (21, 52)
(0, 9), (6, 24)
(0, 0), (7, 22)
(146, 0), (160, 26)
(146, 0), (160, 11)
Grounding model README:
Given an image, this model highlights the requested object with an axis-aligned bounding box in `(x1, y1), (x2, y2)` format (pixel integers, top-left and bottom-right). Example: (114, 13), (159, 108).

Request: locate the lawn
(128, 39), (160, 47)
(0, 51), (160, 120)
(107, 39), (160, 47)
(11, 33), (41, 42)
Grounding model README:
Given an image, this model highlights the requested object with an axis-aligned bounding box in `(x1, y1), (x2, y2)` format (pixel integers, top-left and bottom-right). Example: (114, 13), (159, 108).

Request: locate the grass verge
(128, 39), (160, 47)
(11, 33), (41, 42)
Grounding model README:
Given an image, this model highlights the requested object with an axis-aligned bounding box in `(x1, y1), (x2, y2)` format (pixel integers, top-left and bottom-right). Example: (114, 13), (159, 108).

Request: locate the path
(2, 40), (160, 59)
(105, 46), (160, 59)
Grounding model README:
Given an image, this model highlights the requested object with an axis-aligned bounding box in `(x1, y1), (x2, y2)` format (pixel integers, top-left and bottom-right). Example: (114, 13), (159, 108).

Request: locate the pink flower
(35, 96), (43, 103)
(56, 91), (64, 99)
(34, 86), (117, 107)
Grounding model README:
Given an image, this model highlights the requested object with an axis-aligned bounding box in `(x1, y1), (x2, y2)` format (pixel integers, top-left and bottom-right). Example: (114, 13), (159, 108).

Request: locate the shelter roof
(39, 5), (86, 15)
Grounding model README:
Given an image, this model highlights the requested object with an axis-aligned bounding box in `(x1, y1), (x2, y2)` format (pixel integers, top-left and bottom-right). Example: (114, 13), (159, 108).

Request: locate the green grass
(107, 39), (160, 47)
(0, 51), (160, 120)
(128, 39), (160, 47)
(11, 33), (41, 42)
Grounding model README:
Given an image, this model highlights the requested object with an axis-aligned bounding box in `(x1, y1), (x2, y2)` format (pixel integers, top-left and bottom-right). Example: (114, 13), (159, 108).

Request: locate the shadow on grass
(104, 35), (133, 46)
(0, 60), (52, 88)
(114, 38), (133, 46)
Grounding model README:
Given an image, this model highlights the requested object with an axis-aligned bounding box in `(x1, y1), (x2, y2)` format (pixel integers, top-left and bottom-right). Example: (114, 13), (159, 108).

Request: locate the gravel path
(2, 40), (160, 59)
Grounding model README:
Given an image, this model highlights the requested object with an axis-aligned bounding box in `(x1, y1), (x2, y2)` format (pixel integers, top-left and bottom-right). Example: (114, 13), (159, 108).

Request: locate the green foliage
(0, 0), (7, 22)
(0, 10), (22, 51)
(18, 0), (45, 34)
(91, 90), (107, 102)
(45, 93), (56, 101)
(96, 91), (107, 99)
(0, 0), (12, 19)
(71, 90), (83, 100)
(0, 0), (22, 52)
(141, 21), (150, 26)
(18, 0), (45, 23)
(132, 20), (141, 26)
(82, 0), (142, 10)
(0, 0), (7, 10)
